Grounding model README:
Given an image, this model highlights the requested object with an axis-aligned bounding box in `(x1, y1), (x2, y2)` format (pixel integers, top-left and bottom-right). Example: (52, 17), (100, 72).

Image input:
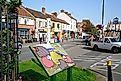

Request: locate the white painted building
(26, 7), (48, 42)
(57, 10), (77, 38)
(17, 6), (35, 43)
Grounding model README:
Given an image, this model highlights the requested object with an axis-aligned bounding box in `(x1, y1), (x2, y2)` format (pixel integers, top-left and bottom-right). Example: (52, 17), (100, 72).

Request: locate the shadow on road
(81, 46), (120, 54)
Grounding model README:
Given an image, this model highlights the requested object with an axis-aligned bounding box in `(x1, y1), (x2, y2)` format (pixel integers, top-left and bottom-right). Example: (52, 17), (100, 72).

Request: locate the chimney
(42, 7), (46, 14)
(60, 9), (64, 13)
(68, 13), (71, 15)
(65, 12), (68, 14)
(51, 12), (57, 17)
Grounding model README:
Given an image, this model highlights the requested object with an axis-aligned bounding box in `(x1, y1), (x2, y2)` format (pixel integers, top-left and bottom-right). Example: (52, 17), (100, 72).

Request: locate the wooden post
(67, 67), (72, 81)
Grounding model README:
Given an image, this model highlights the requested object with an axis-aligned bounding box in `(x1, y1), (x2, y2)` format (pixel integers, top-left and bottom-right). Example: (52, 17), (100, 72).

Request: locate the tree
(0, 0), (22, 81)
(82, 19), (98, 35)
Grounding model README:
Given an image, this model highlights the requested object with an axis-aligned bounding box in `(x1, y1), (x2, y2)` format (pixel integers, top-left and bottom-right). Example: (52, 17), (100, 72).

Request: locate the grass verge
(19, 59), (96, 81)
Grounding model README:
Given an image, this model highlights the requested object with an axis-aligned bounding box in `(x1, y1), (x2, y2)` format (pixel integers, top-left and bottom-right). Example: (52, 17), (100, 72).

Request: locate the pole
(101, 0), (105, 38)
(102, 0), (104, 25)
(67, 67), (73, 81)
(47, 18), (51, 44)
(115, 23), (116, 36)
(50, 75), (56, 81)
(107, 56), (113, 81)
(0, 6), (3, 81)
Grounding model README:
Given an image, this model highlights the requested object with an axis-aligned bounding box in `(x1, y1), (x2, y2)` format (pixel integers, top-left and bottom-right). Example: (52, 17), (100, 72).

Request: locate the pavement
(95, 72), (106, 81)
(21, 39), (107, 81)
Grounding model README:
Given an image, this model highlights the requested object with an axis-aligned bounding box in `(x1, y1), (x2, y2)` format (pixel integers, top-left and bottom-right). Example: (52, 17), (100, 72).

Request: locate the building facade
(25, 7), (47, 42)
(17, 6), (35, 43)
(57, 10), (77, 38)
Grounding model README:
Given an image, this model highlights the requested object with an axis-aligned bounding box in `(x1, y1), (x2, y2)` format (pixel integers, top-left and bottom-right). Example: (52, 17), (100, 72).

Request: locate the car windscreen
(110, 38), (121, 42)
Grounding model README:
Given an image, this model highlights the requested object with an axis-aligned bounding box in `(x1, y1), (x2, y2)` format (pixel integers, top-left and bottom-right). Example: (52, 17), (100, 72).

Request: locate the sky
(22, 0), (121, 25)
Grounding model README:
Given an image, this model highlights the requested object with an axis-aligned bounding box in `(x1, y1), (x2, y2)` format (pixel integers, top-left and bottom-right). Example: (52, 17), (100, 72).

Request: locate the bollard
(107, 56), (113, 81)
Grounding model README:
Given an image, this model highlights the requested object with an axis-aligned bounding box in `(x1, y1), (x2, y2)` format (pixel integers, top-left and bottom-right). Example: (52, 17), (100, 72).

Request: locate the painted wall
(18, 16), (34, 25)
(57, 12), (77, 32)
(35, 18), (47, 41)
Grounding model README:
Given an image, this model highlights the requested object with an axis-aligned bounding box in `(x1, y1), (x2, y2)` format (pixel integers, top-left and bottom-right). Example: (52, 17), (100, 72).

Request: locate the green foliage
(0, 0), (22, 13)
(19, 59), (96, 81)
(82, 19), (99, 35)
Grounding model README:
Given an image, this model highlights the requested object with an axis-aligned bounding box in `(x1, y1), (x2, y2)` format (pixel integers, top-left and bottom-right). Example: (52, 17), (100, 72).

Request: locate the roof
(20, 7), (69, 24)
(25, 7), (46, 19)
(64, 12), (77, 21)
(17, 6), (34, 18)
(44, 13), (69, 25)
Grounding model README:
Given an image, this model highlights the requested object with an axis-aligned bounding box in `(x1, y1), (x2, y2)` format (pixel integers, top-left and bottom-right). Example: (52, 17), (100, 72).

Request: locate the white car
(15, 41), (22, 49)
(91, 37), (121, 53)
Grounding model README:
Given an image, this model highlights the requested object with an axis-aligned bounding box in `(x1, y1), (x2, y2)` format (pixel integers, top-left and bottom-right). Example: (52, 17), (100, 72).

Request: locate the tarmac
(22, 39), (107, 81)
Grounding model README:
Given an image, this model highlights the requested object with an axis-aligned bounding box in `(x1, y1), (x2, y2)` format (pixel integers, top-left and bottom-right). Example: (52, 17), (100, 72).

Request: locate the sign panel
(30, 43), (75, 76)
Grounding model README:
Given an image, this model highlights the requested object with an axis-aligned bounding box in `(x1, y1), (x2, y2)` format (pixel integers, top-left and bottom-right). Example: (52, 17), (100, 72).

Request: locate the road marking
(92, 68), (121, 75)
(90, 57), (121, 70)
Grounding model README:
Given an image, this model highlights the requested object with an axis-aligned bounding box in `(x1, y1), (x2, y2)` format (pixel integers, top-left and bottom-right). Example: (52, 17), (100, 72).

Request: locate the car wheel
(93, 45), (98, 51)
(112, 47), (119, 53)
(19, 45), (22, 49)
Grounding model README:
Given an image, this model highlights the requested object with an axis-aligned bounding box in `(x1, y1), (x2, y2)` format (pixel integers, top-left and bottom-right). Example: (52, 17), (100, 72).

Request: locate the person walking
(39, 37), (42, 44)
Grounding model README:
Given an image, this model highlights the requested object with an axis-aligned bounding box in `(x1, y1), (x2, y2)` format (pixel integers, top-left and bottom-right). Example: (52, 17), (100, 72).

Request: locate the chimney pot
(61, 9), (64, 13)
(42, 7), (46, 14)
(65, 12), (68, 14)
(51, 12), (57, 17)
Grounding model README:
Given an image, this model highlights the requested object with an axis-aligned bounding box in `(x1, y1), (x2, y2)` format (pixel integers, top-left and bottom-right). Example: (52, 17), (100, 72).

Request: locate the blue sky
(22, 0), (121, 25)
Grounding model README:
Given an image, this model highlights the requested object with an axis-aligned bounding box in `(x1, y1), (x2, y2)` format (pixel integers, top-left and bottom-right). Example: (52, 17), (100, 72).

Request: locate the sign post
(50, 75), (56, 81)
(67, 67), (72, 81)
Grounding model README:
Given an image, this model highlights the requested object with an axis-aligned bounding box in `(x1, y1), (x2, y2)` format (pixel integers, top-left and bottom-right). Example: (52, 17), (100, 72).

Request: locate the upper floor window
(24, 19), (27, 25)
(52, 23), (55, 28)
(57, 24), (60, 29)
(45, 22), (47, 27)
(39, 21), (42, 27)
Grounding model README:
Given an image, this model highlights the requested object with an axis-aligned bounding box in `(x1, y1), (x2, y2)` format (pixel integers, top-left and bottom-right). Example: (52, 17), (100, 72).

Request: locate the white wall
(57, 12), (77, 32)
(35, 18), (47, 41)
(18, 16), (34, 25)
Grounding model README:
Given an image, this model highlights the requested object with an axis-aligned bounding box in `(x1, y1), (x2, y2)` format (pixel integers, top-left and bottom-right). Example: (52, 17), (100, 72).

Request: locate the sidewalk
(89, 69), (107, 81)
(96, 73), (106, 81)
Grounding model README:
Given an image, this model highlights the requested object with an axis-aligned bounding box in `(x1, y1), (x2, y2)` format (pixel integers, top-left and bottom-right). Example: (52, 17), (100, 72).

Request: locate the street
(20, 39), (121, 81)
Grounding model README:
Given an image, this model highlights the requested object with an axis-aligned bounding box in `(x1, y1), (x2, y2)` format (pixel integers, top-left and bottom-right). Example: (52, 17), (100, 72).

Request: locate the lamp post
(101, 0), (105, 38)
(113, 17), (119, 37)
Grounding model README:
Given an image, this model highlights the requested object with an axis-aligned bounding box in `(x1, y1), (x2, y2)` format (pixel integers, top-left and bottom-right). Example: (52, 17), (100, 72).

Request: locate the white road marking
(93, 68), (121, 75)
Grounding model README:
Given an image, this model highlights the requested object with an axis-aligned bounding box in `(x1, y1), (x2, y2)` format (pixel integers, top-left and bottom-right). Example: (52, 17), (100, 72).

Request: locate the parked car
(15, 41), (23, 49)
(14, 36), (23, 49)
(91, 37), (121, 53)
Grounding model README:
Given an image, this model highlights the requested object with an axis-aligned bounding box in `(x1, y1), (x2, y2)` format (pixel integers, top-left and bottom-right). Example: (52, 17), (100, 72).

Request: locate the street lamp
(113, 17), (119, 31)
(101, 0), (105, 38)
(113, 17), (119, 38)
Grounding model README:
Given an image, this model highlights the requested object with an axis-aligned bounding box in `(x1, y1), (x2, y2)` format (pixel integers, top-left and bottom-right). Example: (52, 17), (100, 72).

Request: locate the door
(103, 38), (111, 50)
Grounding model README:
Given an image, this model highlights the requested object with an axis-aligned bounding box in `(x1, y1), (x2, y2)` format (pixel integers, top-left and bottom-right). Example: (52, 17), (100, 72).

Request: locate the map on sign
(30, 43), (75, 76)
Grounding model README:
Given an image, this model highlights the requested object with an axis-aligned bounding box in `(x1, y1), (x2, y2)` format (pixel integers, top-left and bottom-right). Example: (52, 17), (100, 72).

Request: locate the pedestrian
(39, 37), (42, 44)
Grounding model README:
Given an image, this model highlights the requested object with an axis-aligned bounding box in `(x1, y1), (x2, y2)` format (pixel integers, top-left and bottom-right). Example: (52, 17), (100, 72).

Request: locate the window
(57, 24), (59, 29)
(39, 21), (42, 27)
(52, 23), (55, 28)
(104, 38), (110, 43)
(45, 22), (47, 27)
(24, 19), (27, 25)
